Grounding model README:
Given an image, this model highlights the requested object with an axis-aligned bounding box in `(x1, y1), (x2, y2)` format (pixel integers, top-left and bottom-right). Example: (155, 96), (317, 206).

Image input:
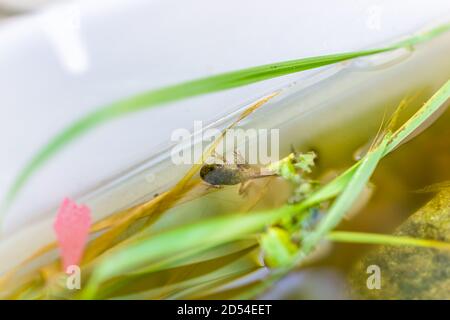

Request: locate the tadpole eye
(200, 164), (214, 179)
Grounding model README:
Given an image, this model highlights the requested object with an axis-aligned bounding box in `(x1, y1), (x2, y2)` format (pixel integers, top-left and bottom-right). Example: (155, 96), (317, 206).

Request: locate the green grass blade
(385, 79), (450, 153)
(2, 23), (449, 219)
(327, 231), (450, 250)
(100, 245), (258, 299)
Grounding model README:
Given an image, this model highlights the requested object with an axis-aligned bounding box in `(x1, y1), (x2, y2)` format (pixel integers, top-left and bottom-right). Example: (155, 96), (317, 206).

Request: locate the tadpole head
(200, 164), (222, 180)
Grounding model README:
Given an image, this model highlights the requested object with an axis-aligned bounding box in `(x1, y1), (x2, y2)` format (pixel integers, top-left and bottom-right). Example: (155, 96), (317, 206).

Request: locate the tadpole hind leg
(203, 181), (223, 192)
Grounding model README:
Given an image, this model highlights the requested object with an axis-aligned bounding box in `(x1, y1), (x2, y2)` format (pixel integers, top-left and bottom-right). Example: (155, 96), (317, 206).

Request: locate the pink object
(53, 198), (92, 271)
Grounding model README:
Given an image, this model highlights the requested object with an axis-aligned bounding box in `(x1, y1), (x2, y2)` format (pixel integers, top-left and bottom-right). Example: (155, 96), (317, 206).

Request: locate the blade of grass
(2, 23), (449, 221)
(124, 241), (257, 278)
(114, 266), (256, 300)
(385, 80), (450, 153)
(97, 243), (258, 299)
(327, 231), (450, 250)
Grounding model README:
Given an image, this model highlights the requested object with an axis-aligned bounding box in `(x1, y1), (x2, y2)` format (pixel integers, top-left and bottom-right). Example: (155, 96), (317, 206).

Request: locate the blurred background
(0, 0), (54, 17)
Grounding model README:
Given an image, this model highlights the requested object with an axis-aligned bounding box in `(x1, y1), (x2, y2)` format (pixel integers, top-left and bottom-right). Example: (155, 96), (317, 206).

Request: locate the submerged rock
(350, 188), (450, 299)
